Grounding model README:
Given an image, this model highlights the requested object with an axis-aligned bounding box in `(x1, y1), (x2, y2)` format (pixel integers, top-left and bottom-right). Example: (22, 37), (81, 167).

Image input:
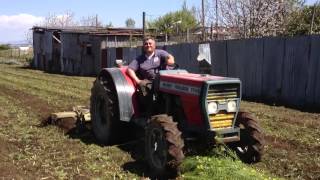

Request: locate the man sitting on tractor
(126, 36), (175, 114)
(127, 36), (175, 86)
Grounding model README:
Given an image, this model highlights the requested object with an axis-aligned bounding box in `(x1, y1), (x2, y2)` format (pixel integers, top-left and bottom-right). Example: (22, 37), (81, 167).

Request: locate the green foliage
(0, 48), (33, 61)
(0, 44), (10, 50)
(286, 4), (320, 35)
(125, 18), (135, 28)
(180, 146), (277, 180)
(105, 22), (113, 28)
(148, 2), (198, 35)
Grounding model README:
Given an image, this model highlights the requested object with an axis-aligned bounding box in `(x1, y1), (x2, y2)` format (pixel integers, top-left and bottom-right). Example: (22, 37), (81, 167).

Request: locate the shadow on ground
(119, 139), (180, 180)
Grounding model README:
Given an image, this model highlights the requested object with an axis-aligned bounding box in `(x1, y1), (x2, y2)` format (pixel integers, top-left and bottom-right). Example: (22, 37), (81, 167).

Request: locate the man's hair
(143, 36), (155, 43)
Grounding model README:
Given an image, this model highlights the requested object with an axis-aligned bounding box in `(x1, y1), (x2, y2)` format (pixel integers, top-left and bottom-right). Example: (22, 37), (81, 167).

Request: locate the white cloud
(0, 14), (44, 43)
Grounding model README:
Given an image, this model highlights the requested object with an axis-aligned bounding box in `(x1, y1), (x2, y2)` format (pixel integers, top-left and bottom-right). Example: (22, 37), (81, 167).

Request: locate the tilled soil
(0, 115), (30, 179)
(241, 102), (320, 180)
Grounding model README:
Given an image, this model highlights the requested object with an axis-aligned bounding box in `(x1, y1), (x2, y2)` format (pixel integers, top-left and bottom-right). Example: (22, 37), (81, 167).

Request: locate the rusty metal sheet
(107, 48), (116, 68)
(165, 44), (181, 66)
(227, 39), (263, 98)
(306, 35), (320, 106)
(262, 37), (285, 102)
(165, 43), (199, 73)
(210, 41), (227, 76)
(281, 36), (310, 106)
(189, 43), (200, 73)
(123, 47), (141, 65)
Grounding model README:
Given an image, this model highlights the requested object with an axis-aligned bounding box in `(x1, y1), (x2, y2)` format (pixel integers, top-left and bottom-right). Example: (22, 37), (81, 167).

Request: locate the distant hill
(0, 40), (31, 47)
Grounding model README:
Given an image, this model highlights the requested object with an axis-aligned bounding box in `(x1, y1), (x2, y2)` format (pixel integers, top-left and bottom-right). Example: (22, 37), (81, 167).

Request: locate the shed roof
(32, 26), (145, 36)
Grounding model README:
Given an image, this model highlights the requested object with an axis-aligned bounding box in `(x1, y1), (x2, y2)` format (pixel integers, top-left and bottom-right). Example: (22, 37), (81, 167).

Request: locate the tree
(125, 18), (135, 28)
(105, 22), (113, 28)
(203, 0), (303, 38)
(220, 0), (297, 38)
(148, 1), (198, 35)
(80, 15), (103, 27)
(0, 44), (10, 50)
(25, 30), (33, 45)
(42, 11), (78, 28)
(193, 0), (211, 27)
(286, 3), (320, 35)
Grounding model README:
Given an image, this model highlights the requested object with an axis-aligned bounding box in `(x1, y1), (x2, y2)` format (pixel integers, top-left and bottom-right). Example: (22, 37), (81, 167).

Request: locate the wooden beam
(52, 34), (61, 43)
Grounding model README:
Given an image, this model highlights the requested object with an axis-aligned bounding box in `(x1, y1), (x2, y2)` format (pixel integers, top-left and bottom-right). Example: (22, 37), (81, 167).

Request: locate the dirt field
(0, 64), (319, 179)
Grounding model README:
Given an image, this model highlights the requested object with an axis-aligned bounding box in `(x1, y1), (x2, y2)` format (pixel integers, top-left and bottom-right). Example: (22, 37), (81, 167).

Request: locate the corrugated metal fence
(107, 35), (320, 107)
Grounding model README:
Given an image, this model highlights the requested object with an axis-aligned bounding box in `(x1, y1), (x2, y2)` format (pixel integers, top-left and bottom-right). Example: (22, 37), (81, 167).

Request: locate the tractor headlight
(227, 100), (237, 112)
(207, 102), (218, 114)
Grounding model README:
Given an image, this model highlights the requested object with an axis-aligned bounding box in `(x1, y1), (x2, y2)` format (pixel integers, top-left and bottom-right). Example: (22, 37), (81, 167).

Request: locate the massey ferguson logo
(160, 81), (200, 96)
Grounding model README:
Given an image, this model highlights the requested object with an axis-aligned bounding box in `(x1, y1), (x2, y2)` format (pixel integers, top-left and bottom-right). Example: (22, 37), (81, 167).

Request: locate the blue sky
(0, 0), (318, 43)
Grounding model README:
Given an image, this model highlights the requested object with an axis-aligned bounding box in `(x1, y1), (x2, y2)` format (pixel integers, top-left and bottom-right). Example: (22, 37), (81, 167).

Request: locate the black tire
(90, 73), (119, 145)
(145, 114), (184, 174)
(232, 112), (265, 163)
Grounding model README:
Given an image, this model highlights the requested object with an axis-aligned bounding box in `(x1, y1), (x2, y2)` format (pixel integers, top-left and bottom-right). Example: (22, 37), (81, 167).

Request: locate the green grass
(180, 146), (278, 180)
(181, 157), (273, 180)
(0, 49), (33, 60)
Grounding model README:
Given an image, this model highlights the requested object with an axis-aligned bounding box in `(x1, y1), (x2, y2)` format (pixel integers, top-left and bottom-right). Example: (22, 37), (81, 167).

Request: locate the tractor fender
(98, 67), (137, 122)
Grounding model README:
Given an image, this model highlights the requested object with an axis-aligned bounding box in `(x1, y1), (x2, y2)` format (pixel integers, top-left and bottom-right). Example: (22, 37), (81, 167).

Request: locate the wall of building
(32, 29), (144, 75)
(117, 35), (320, 108)
(60, 33), (82, 74)
(60, 33), (103, 75)
(32, 31), (41, 68)
(33, 30), (52, 70)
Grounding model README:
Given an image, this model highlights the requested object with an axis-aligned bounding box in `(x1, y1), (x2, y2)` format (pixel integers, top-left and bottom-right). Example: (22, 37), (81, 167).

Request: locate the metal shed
(32, 27), (62, 72)
(32, 26), (147, 75)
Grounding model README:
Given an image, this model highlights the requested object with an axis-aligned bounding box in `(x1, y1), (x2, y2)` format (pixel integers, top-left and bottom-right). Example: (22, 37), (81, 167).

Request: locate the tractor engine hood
(158, 69), (241, 132)
(159, 70), (239, 96)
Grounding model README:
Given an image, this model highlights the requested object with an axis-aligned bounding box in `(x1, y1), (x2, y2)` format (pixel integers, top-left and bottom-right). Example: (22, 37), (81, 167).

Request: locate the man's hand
(166, 54), (175, 65)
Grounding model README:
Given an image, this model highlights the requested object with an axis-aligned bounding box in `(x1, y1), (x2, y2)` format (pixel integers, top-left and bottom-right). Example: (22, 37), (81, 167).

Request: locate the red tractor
(90, 67), (264, 173)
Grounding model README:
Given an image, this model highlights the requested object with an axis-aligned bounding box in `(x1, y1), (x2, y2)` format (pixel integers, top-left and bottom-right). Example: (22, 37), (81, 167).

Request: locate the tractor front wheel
(90, 73), (119, 145)
(232, 112), (265, 163)
(145, 115), (184, 174)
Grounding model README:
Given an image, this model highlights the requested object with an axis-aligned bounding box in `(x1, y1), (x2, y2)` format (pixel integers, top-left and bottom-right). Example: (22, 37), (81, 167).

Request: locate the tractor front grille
(209, 112), (234, 129)
(206, 83), (240, 129)
(207, 86), (238, 102)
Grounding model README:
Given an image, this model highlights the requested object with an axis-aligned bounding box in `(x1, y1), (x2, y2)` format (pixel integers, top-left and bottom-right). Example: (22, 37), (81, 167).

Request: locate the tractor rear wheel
(232, 112), (264, 163)
(145, 115), (184, 174)
(90, 73), (119, 145)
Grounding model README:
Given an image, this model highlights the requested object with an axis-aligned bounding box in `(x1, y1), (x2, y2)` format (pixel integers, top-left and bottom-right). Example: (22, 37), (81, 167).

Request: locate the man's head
(143, 36), (156, 55)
